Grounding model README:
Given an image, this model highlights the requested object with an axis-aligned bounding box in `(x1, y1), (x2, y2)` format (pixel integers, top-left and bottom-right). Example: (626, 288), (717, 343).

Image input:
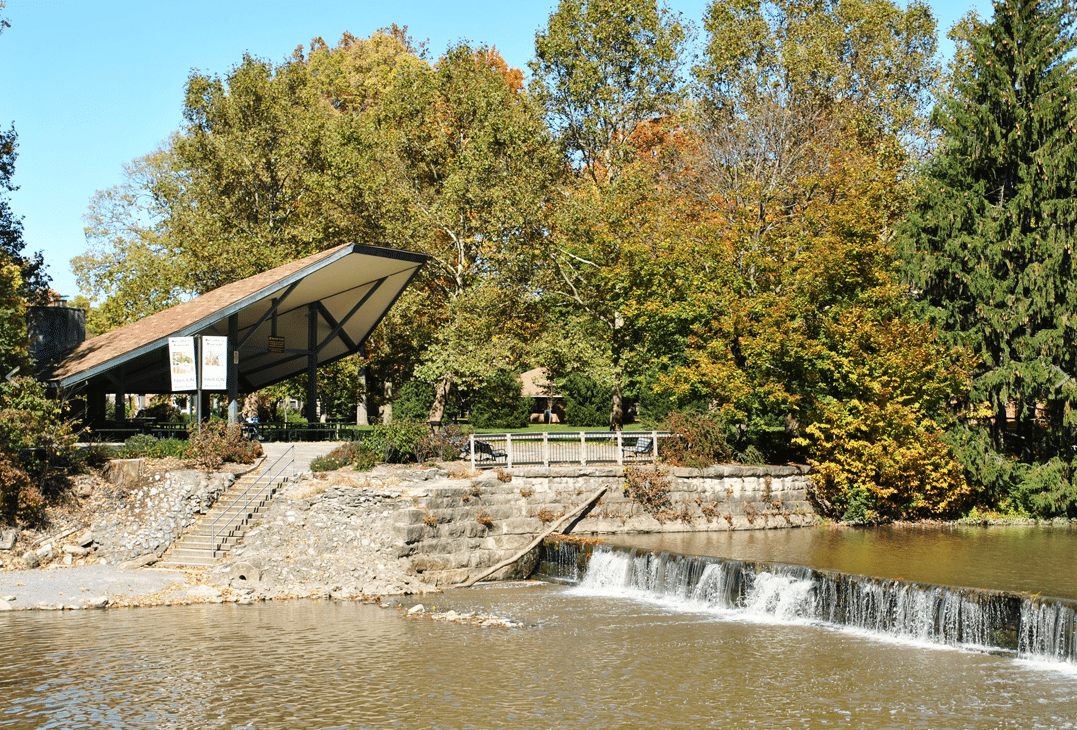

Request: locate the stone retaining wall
(91, 467), (236, 564)
(394, 464), (817, 585)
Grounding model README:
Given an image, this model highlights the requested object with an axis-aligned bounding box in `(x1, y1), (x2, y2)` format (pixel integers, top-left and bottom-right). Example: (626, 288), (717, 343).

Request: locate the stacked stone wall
(394, 464), (817, 586)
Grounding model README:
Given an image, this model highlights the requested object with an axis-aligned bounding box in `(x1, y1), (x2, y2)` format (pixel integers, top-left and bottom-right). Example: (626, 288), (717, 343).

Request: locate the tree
(76, 33), (559, 435)
(699, 0), (938, 142)
(469, 369), (531, 429)
(530, 0), (686, 185)
(341, 42), (561, 421)
(530, 0), (688, 429)
(172, 54), (341, 293)
(74, 32), (414, 327)
(1, 126), (49, 306)
(586, 0), (971, 519)
(0, 258), (27, 376)
(73, 144), (193, 331)
(901, 0), (1077, 517)
(561, 372), (609, 426)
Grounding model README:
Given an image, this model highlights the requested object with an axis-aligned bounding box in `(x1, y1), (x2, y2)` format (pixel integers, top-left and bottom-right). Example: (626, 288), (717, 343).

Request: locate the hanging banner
(201, 336), (228, 390)
(168, 337), (196, 391)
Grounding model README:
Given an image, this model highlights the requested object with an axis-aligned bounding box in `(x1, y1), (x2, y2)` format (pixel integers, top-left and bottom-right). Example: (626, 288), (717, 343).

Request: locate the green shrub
(120, 434), (190, 460)
(80, 443), (117, 467)
(353, 443), (381, 471)
(470, 370), (531, 429)
(561, 372), (608, 427)
(155, 438), (189, 459)
(279, 407), (308, 425)
(121, 434), (160, 458)
(394, 380), (436, 422)
(310, 452), (349, 472)
(0, 378), (79, 489)
(361, 419), (429, 463)
(0, 378), (79, 464)
(311, 442), (365, 472)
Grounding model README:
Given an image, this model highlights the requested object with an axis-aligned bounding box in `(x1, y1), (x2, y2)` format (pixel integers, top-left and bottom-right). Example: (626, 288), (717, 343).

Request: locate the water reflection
(606, 523), (1077, 600)
(3, 585), (1077, 729)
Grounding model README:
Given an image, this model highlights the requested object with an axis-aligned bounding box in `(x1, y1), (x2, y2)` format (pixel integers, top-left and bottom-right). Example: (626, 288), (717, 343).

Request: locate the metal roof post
(306, 303), (319, 424)
(228, 314), (239, 424)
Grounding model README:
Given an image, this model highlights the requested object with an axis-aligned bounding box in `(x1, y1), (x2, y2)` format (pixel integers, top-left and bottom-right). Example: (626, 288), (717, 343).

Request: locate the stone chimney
(27, 303), (86, 377)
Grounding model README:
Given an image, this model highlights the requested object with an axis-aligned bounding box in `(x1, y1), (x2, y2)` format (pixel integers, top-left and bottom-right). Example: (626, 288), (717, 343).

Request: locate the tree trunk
(609, 384), (623, 432)
(381, 380), (394, 424)
(427, 374), (453, 425)
(356, 348), (368, 426)
(993, 403), (1008, 454)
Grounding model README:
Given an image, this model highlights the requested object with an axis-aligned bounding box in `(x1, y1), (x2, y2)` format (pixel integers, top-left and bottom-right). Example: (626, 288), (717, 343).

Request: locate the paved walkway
(260, 441), (345, 473)
(0, 565), (189, 610)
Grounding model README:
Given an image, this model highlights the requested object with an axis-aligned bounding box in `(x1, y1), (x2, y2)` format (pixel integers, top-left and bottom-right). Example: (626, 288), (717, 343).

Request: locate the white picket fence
(469, 431), (669, 469)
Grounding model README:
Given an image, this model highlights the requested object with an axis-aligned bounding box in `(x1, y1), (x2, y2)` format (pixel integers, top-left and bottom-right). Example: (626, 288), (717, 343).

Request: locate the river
(2, 524), (1076, 729)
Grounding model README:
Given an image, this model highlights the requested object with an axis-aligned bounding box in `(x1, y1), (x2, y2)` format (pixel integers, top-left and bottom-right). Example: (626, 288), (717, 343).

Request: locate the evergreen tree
(902, 0), (1077, 516)
(1, 132), (49, 304)
(561, 372), (608, 427)
(469, 370), (531, 429)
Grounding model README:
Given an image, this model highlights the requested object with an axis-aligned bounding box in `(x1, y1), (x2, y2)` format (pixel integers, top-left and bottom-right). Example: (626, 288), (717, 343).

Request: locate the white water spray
(572, 546), (1076, 666)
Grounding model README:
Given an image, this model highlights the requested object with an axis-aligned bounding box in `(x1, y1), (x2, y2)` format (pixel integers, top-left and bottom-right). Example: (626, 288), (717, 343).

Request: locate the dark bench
(622, 437), (653, 458)
(474, 439), (507, 461)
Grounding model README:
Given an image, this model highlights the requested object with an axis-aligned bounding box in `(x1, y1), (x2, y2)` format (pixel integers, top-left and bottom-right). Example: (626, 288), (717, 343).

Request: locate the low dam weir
(538, 539), (1077, 665)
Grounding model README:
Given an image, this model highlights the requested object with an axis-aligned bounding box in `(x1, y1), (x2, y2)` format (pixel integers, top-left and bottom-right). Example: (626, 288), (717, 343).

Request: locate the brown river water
(2, 525), (1076, 729)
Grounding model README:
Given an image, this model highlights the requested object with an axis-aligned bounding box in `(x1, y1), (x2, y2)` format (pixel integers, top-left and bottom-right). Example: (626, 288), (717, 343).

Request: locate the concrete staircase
(158, 457), (293, 569)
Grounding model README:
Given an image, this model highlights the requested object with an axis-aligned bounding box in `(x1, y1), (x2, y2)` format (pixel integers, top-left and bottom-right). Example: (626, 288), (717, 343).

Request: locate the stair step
(157, 558), (218, 569)
(161, 471), (289, 567)
(176, 538), (239, 550)
(161, 550), (223, 557)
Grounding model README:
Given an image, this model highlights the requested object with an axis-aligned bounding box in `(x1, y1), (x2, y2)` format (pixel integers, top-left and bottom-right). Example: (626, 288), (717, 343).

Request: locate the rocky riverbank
(2, 454), (828, 613)
(205, 467), (448, 600)
(0, 458), (257, 573)
(0, 461), (457, 611)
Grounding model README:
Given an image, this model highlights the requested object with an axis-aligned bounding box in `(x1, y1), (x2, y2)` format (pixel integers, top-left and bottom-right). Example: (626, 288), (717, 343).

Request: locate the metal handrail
(209, 445), (295, 557)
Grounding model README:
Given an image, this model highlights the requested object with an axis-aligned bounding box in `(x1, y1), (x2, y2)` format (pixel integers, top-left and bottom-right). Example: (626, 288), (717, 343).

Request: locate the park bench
(473, 439), (507, 461)
(622, 437), (653, 459)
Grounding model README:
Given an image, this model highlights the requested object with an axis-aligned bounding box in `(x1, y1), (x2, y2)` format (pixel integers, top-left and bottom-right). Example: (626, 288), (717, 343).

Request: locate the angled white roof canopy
(51, 243), (428, 394)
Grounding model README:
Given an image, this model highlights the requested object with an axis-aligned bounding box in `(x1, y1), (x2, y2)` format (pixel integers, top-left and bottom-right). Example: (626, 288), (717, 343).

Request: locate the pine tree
(902, 0), (1077, 515)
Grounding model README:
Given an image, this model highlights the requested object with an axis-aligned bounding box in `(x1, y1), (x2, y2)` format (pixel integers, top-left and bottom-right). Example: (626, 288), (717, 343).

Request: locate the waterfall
(572, 545), (1076, 665)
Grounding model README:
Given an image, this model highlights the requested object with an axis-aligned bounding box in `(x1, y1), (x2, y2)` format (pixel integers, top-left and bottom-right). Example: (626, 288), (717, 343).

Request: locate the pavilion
(45, 243), (428, 427)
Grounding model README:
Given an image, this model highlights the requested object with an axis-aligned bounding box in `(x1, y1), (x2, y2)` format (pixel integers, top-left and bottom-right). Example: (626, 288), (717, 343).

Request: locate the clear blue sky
(1, 0), (991, 299)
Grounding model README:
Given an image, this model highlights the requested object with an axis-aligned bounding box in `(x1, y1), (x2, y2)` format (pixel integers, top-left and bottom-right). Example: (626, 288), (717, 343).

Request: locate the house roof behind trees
(49, 243), (428, 394)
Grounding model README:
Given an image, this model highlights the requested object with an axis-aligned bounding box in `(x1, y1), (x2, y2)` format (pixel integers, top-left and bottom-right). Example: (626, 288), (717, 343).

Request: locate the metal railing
(80, 421), (364, 444)
(470, 431), (668, 469)
(243, 422), (363, 442)
(210, 445), (295, 557)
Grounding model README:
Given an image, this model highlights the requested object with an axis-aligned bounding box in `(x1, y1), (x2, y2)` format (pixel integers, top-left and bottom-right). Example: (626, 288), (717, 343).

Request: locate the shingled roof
(52, 242), (428, 394)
